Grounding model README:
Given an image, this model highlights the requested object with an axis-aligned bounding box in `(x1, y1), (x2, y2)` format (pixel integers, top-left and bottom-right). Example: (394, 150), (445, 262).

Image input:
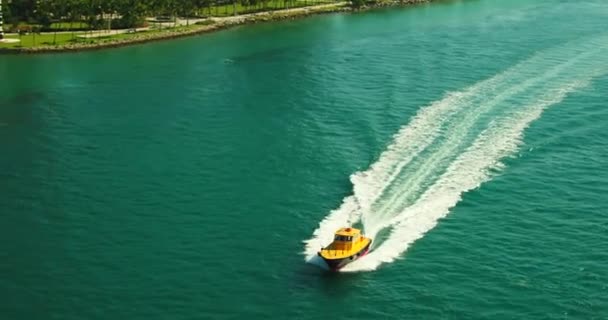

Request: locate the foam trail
(304, 34), (608, 270)
(343, 81), (588, 272)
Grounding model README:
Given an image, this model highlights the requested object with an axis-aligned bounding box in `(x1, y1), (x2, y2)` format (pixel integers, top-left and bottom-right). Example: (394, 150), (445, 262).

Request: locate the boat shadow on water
(0, 91), (54, 138)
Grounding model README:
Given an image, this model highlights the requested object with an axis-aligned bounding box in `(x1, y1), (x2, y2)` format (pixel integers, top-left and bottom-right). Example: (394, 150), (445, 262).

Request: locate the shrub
(17, 24), (33, 35)
(110, 16), (146, 29)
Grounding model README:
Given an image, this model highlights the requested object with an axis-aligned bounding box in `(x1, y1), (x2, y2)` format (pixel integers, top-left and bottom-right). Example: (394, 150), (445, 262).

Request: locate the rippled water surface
(1, 0), (608, 319)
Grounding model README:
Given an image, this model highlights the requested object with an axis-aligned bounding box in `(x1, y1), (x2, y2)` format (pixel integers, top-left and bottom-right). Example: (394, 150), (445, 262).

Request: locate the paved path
(77, 27), (150, 39)
(0, 38), (21, 43)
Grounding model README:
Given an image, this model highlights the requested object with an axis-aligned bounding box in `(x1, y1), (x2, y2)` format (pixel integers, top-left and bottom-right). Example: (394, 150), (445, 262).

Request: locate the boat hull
(320, 241), (372, 272)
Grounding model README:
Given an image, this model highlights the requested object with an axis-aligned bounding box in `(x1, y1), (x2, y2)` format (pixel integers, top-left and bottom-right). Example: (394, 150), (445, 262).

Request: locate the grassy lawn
(0, 33), (83, 48)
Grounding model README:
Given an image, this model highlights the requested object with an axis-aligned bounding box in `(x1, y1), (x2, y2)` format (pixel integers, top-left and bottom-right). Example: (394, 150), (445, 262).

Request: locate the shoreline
(0, 1), (428, 55)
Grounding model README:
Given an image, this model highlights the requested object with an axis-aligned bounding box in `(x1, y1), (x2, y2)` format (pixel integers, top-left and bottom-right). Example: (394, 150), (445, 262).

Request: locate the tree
(116, 0), (148, 29)
(65, 0), (85, 40)
(167, 0), (177, 27)
(8, 0), (36, 23)
(179, 0), (196, 25)
(36, 0), (53, 31)
(101, 0), (117, 33)
(0, 0), (5, 40)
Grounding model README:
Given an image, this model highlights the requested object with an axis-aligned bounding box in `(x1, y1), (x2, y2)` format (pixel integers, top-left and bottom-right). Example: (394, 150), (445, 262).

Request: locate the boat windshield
(334, 235), (352, 242)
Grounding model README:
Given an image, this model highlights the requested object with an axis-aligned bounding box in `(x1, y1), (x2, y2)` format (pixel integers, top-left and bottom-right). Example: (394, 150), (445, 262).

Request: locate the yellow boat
(317, 227), (372, 271)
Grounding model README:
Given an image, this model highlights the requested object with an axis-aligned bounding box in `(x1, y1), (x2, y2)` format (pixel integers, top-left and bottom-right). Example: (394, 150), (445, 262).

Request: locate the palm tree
(0, 0), (5, 40)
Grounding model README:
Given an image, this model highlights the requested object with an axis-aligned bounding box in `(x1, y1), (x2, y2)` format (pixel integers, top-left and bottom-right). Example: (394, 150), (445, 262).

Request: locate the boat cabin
(331, 227), (362, 251)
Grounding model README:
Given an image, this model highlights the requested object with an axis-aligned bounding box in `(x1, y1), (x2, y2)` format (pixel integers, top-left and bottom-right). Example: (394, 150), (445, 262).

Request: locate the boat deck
(319, 237), (371, 260)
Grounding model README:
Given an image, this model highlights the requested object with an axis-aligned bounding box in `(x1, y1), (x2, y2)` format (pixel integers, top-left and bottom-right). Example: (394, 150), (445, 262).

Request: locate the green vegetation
(0, 0), (354, 51)
(50, 21), (90, 30)
(1, 0), (340, 33)
(350, 0), (365, 7)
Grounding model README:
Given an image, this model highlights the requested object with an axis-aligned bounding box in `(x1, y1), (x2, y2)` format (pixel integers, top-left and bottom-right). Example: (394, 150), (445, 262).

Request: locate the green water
(1, 0), (608, 318)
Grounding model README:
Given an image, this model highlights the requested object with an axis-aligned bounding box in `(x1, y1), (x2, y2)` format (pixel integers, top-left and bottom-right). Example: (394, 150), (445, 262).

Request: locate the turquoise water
(2, 0), (608, 318)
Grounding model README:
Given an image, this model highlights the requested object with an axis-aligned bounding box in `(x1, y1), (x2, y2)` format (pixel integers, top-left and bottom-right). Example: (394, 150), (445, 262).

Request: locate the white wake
(304, 35), (608, 271)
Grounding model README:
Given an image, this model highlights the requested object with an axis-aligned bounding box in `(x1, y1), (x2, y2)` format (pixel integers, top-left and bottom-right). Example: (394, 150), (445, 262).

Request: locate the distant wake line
(304, 35), (608, 272)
